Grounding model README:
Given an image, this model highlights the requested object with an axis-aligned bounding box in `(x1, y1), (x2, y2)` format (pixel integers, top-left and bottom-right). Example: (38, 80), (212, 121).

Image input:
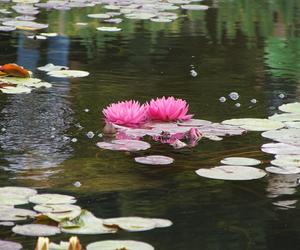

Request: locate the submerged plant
(103, 100), (147, 127)
(146, 96), (193, 122)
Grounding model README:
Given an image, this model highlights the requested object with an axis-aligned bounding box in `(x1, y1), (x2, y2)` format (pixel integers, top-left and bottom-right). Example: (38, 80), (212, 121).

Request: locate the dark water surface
(0, 0), (300, 249)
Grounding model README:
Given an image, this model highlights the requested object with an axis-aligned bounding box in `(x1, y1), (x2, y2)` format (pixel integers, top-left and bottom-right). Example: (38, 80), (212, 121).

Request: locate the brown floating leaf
(0, 63), (31, 78)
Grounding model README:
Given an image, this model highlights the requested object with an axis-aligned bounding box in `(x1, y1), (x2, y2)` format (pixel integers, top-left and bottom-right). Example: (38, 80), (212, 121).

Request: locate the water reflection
(0, 33), (73, 182)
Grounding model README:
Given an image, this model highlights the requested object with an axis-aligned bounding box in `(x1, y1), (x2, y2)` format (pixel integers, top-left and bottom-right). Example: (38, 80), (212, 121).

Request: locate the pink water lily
(146, 96), (193, 122)
(103, 100), (147, 127)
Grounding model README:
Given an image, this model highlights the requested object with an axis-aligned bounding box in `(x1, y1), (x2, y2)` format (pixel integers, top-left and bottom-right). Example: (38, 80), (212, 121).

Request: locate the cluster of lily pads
(0, 186), (170, 249)
(0, 63), (89, 94)
(0, 0), (209, 35)
(196, 102), (300, 180)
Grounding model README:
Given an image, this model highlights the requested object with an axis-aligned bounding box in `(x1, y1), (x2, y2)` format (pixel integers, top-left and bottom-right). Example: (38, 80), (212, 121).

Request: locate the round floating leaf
(60, 211), (116, 235)
(261, 143), (300, 155)
(0, 207), (36, 221)
(134, 155), (174, 165)
(38, 63), (68, 72)
(29, 194), (77, 205)
(220, 157), (261, 166)
(45, 209), (82, 222)
(125, 12), (157, 20)
(150, 17), (172, 22)
(96, 27), (121, 32)
(279, 102), (300, 114)
(12, 224), (60, 236)
(285, 122), (300, 129)
(2, 20), (48, 30)
(181, 4), (209, 10)
(0, 26), (16, 31)
(40, 32), (58, 37)
(87, 240), (154, 250)
(96, 139), (150, 151)
(103, 217), (156, 232)
(88, 13), (111, 19)
(262, 129), (300, 146)
(271, 155), (300, 168)
(222, 118), (284, 131)
(269, 113), (300, 122)
(151, 218), (173, 228)
(0, 77), (41, 85)
(0, 86), (31, 94)
(195, 165), (266, 180)
(0, 186), (37, 198)
(47, 70), (89, 78)
(0, 221), (15, 226)
(34, 204), (81, 213)
(265, 166), (300, 175)
(177, 119), (212, 127)
(0, 240), (22, 250)
(0, 194), (28, 206)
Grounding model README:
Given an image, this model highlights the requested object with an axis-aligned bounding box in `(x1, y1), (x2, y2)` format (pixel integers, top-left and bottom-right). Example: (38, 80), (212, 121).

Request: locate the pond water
(0, 0), (300, 249)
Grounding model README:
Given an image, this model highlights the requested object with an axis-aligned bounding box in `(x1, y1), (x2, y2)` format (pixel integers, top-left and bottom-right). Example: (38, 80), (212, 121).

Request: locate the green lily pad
(45, 209), (82, 222)
(0, 86), (31, 94)
(220, 157), (261, 166)
(222, 118), (284, 131)
(195, 166), (267, 180)
(60, 210), (117, 235)
(0, 194), (28, 206)
(97, 27), (121, 32)
(279, 102), (300, 114)
(86, 240), (154, 250)
(151, 218), (173, 228)
(38, 63), (68, 72)
(269, 113), (300, 122)
(265, 166), (300, 175)
(0, 207), (36, 221)
(29, 194), (77, 205)
(33, 204), (81, 213)
(47, 70), (89, 78)
(0, 240), (22, 250)
(261, 129), (300, 146)
(271, 155), (300, 168)
(103, 217), (156, 232)
(134, 155), (174, 165)
(12, 224), (61, 236)
(0, 186), (37, 198)
(285, 122), (300, 129)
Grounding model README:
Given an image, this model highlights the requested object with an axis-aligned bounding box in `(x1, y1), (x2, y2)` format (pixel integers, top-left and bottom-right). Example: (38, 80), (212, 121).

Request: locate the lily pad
(265, 166), (300, 175)
(0, 207), (36, 221)
(278, 102), (300, 114)
(271, 155), (300, 168)
(60, 210), (116, 235)
(47, 70), (89, 78)
(87, 240), (154, 250)
(0, 240), (22, 250)
(2, 20), (48, 30)
(285, 122), (300, 129)
(0, 77), (41, 85)
(96, 139), (151, 151)
(0, 194), (29, 206)
(177, 118), (212, 127)
(12, 224), (60, 236)
(181, 4), (209, 10)
(45, 209), (82, 222)
(103, 217), (156, 232)
(88, 13), (111, 19)
(222, 118), (284, 131)
(135, 155), (174, 165)
(261, 129), (300, 146)
(220, 157), (261, 166)
(96, 27), (121, 32)
(38, 63), (68, 72)
(261, 143), (300, 155)
(33, 204), (81, 213)
(29, 194), (77, 205)
(0, 186), (37, 198)
(0, 86), (31, 94)
(269, 113), (300, 122)
(195, 165), (266, 180)
(151, 218), (173, 228)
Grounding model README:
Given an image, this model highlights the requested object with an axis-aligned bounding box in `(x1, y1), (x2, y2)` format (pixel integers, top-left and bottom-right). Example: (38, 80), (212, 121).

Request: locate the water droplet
(235, 103), (241, 107)
(190, 70), (198, 77)
(86, 131), (95, 138)
(71, 138), (78, 143)
(229, 92), (239, 101)
(84, 108), (89, 112)
(250, 98), (257, 104)
(73, 181), (82, 187)
(219, 97), (226, 102)
(278, 93), (285, 99)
